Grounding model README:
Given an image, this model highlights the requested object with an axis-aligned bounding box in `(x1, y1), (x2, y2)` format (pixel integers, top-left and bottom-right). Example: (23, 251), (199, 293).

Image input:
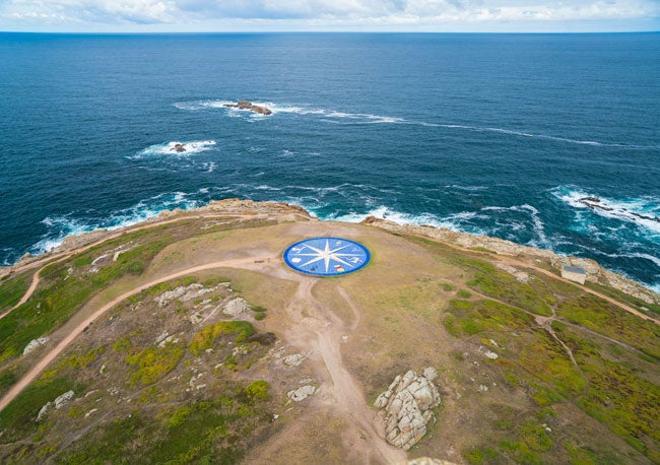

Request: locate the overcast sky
(1, 0), (659, 32)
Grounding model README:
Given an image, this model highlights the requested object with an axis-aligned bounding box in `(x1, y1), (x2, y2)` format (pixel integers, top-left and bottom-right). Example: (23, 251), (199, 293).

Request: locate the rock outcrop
(224, 100), (273, 116)
(23, 337), (49, 356)
(222, 297), (250, 318)
(287, 385), (316, 402)
(362, 216), (659, 305)
(36, 390), (75, 422)
(374, 367), (441, 450)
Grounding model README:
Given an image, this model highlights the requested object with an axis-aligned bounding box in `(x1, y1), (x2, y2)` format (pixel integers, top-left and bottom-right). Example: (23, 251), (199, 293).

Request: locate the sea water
(0, 32), (658, 290)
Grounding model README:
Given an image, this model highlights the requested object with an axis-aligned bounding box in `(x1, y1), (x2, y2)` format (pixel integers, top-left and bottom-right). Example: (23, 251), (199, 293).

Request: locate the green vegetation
(441, 282), (456, 292)
(252, 305), (267, 321)
(189, 321), (255, 355)
(464, 446), (498, 465)
(0, 273), (30, 312)
(0, 376), (80, 441)
(125, 343), (185, 386)
(557, 294), (660, 359)
(457, 289), (472, 299)
(554, 323), (660, 457)
(467, 265), (555, 317)
(0, 369), (17, 393)
(55, 384), (272, 465)
(445, 293), (658, 462)
(443, 299), (533, 337)
(244, 380), (270, 401)
(586, 281), (660, 316)
(0, 238), (169, 364)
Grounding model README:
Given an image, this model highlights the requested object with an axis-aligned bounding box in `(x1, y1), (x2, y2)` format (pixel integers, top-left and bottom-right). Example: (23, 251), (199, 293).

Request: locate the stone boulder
(287, 385), (316, 402)
(374, 367), (441, 450)
(23, 337), (49, 356)
(222, 297), (250, 318)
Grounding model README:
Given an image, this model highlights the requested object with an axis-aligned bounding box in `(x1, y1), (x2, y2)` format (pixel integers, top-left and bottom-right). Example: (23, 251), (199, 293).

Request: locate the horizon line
(2, 29), (659, 35)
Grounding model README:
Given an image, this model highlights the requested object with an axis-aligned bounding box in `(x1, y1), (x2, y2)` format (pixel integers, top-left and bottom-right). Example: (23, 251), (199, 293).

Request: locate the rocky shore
(2, 199), (657, 305)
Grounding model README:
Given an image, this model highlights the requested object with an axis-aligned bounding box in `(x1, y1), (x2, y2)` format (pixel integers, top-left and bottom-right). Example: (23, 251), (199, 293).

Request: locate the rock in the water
(171, 143), (186, 153)
(224, 100), (273, 116)
(287, 385), (316, 402)
(222, 297), (250, 318)
(374, 368), (441, 450)
(23, 337), (49, 355)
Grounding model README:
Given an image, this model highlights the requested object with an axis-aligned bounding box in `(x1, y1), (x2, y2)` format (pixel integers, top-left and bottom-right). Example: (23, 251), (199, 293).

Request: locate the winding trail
(0, 254), (404, 464)
(0, 255), (272, 412)
(0, 211), (297, 321)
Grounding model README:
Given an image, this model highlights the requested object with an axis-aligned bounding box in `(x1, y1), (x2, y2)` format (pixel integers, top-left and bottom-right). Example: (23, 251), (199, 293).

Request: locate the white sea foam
(174, 99), (403, 124)
(553, 187), (660, 234)
(174, 99), (659, 148)
(29, 190), (211, 256)
(329, 206), (483, 233)
(130, 140), (217, 160)
(202, 161), (217, 173)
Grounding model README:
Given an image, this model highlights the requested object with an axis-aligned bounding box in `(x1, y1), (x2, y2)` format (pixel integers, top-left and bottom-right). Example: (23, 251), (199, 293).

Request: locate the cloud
(1, 0), (658, 29)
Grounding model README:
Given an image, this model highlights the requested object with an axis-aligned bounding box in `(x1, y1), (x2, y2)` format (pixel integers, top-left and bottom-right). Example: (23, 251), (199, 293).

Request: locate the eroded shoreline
(2, 198), (658, 305)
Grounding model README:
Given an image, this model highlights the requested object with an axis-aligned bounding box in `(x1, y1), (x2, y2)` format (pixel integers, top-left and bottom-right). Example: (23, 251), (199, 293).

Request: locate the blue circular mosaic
(283, 237), (370, 277)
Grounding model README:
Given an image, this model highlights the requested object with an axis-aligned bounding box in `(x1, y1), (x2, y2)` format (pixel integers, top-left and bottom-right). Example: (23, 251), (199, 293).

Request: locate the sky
(1, 0), (659, 32)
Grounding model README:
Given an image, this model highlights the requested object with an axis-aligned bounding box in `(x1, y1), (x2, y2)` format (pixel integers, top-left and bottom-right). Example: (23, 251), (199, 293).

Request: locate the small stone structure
(561, 265), (587, 284)
(374, 367), (441, 450)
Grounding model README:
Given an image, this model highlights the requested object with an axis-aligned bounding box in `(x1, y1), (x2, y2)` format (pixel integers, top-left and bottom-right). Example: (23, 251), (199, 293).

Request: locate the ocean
(0, 32), (658, 291)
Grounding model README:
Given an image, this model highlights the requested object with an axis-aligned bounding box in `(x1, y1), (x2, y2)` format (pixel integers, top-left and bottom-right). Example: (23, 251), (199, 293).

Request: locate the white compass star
(295, 240), (363, 272)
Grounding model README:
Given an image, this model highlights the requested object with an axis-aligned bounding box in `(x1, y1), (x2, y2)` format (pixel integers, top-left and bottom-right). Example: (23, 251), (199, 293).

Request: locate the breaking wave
(129, 140), (217, 160)
(28, 190), (214, 256)
(174, 99), (405, 124)
(553, 187), (660, 235)
(174, 100), (657, 149)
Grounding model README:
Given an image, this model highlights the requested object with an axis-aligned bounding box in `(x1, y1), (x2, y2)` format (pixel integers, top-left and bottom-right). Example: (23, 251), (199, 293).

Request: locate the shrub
(244, 380), (270, 401)
(189, 321), (255, 355)
(125, 344), (184, 386)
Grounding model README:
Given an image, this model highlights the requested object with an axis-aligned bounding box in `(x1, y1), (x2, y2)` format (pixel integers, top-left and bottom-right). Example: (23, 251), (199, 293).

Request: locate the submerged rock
(374, 368), (441, 450)
(171, 143), (186, 153)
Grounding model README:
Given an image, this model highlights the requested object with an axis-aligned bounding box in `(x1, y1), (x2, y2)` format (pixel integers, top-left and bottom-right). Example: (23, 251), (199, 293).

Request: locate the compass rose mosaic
(283, 237), (370, 277)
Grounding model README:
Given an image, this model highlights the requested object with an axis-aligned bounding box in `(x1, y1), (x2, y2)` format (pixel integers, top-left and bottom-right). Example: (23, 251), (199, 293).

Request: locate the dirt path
(280, 277), (405, 465)
(408, 228), (659, 325)
(0, 212), (290, 321)
(0, 254), (404, 464)
(498, 255), (658, 324)
(0, 255), (273, 413)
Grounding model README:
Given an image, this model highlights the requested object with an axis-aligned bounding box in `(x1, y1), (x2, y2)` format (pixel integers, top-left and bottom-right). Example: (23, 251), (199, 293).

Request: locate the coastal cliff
(0, 198), (657, 465)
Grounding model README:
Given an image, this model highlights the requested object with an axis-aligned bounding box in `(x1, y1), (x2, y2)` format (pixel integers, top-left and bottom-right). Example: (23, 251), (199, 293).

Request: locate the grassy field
(0, 272), (30, 312)
(0, 217), (657, 465)
(0, 270), (282, 465)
